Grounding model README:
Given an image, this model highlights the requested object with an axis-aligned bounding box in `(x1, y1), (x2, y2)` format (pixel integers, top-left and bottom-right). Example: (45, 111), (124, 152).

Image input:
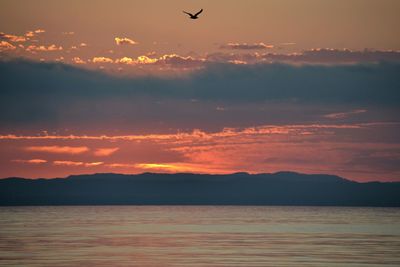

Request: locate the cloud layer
(0, 58), (399, 134)
(0, 58), (399, 181)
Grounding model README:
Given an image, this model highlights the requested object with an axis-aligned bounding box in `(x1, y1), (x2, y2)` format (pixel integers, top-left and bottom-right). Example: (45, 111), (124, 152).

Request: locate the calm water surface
(0, 206), (399, 266)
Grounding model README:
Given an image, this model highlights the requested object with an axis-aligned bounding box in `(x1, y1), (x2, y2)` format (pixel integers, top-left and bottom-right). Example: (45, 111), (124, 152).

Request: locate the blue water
(0, 206), (399, 266)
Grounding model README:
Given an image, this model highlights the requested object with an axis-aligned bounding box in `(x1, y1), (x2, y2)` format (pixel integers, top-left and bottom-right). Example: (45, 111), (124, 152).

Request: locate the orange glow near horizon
(1, 122), (399, 181)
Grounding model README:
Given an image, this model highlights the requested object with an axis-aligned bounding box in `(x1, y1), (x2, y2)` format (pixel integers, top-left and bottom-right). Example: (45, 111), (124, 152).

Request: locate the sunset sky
(1, 0), (399, 181)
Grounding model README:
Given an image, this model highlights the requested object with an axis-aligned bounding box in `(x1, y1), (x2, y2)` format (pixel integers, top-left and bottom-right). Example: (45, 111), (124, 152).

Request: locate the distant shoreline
(1, 172), (399, 206)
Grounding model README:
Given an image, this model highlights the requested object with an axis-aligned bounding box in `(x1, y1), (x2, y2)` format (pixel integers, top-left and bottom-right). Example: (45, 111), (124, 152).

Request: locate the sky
(0, 0), (399, 181)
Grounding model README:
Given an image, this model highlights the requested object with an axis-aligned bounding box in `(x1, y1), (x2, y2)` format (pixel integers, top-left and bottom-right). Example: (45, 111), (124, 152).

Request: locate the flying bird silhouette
(183, 9), (203, 19)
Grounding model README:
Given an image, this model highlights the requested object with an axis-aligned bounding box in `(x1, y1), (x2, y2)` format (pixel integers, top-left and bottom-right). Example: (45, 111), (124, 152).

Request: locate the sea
(0, 206), (399, 266)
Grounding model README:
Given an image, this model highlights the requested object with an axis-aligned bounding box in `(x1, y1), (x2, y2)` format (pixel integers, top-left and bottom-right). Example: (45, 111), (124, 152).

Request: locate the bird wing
(194, 9), (203, 16)
(183, 11), (194, 16)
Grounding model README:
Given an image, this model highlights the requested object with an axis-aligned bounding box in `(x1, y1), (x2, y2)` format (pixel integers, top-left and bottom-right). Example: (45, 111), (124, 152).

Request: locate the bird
(183, 9), (203, 19)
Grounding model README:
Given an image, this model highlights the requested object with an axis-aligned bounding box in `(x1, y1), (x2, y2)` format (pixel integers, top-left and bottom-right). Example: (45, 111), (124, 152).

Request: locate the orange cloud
(53, 161), (103, 167)
(120, 49), (400, 69)
(25, 29), (45, 37)
(115, 57), (134, 64)
(158, 54), (205, 67)
(94, 147), (119, 156)
(92, 57), (113, 63)
(25, 146), (89, 154)
(116, 56), (158, 65)
(115, 37), (138, 45)
(12, 159), (47, 164)
(114, 54), (204, 69)
(53, 160), (83, 166)
(137, 55), (158, 64)
(228, 60), (247, 65)
(222, 42), (274, 50)
(0, 41), (16, 51)
(0, 32), (27, 42)
(26, 44), (63, 52)
(71, 43), (88, 50)
(84, 162), (104, 167)
(72, 57), (86, 64)
(25, 32), (34, 38)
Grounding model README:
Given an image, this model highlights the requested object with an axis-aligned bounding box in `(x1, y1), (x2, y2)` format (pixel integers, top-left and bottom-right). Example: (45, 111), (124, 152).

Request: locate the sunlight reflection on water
(0, 206), (399, 266)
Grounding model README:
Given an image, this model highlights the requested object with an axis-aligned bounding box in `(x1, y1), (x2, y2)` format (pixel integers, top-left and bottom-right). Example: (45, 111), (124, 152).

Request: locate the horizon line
(0, 171), (366, 183)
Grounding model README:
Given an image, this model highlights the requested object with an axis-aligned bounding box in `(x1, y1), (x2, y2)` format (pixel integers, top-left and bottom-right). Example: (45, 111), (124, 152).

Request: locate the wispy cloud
(53, 160), (84, 166)
(12, 159), (47, 164)
(85, 162), (104, 167)
(53, 160), (103, 167)
(262, 48), (400, 63)
(3, 123), (383, 143)
(323, 109), (367, 119)
(221, 42), (274, 50)
(106, 163), (137, 168)
(94, 147), (119, 156)
(25, 146), (89, 154)
(115, 37), (138, 46)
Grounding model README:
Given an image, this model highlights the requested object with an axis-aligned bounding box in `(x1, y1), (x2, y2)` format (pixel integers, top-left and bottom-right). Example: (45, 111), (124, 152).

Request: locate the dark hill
(0, 172), (399, 206)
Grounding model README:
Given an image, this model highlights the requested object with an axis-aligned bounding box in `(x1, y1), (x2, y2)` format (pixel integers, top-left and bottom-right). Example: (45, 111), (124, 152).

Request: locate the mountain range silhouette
(1, 172), (399, 206)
